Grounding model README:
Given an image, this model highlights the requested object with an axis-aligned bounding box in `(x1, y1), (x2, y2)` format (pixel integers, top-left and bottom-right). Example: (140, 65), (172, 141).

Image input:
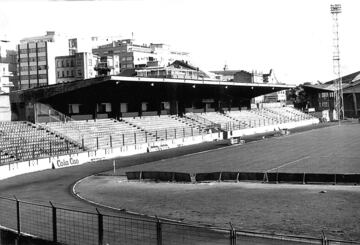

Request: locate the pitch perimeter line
(266, 155), (310, 172)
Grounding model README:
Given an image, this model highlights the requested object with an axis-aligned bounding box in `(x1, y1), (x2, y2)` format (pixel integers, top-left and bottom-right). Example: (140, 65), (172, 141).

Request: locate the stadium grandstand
(0, 73), (320, 165)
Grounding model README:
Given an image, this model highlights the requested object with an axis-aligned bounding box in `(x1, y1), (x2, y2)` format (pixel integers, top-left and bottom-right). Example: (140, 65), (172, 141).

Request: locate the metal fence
(0, 196), (358, 245)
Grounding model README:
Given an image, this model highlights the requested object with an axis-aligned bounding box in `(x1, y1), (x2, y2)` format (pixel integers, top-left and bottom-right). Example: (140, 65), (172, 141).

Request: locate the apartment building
(17, 31), (68, 90)
(55, 52), (97, 83)
(93, 39), (189, 72)
(0, 40), (18, 89)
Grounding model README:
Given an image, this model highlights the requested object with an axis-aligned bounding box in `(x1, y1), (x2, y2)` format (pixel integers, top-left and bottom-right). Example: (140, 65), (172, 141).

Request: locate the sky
(0, 0), (359, 85)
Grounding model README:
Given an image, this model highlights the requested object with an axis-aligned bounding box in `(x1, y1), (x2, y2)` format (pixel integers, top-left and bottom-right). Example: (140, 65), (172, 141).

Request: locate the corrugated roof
(325, 71), (360, 84)
(211, 70), (249, 76)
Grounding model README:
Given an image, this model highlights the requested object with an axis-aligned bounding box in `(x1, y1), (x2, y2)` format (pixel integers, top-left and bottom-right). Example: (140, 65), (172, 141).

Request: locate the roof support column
(353, 93), (358, 116)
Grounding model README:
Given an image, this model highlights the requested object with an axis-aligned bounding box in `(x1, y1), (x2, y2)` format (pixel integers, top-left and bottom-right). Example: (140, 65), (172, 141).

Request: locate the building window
(78, 70), (82, 76)
(57, 72), (60, 78)
(120, 103), (128, 113)
(71, 60), (74, 67)
(20, 66), (28, 72)
(38, 56), (46, 61)
(97, 103), (112, 113)
(66, 60), (69, 67)
(62, 71), (65, 77)
(69, 104), (80, 114)
(141, 102), (148, 112)
(66, 70), (69, 77)
(20, 49), (28, 54)
(71, 70), (74, 77)
(61, 60), (64, 67)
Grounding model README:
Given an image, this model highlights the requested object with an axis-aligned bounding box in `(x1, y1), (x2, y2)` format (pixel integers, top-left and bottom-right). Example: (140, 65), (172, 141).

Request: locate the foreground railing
(0, 196), (358, 245)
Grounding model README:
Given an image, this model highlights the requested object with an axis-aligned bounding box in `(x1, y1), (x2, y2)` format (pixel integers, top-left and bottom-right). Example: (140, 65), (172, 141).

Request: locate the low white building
(0, 63), (13, 121)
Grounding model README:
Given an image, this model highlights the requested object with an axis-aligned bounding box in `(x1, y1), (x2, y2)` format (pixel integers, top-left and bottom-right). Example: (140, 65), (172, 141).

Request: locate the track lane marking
(267, 155), (311, 172)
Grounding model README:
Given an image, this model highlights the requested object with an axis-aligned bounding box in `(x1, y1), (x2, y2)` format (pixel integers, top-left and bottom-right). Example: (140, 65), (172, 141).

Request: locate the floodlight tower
(330, 4), (344, 123)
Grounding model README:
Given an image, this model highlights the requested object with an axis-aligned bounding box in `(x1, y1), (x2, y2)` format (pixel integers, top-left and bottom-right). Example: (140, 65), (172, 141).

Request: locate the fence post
(229, 222), (236, 245)
(174, 128), (177, 139)
(165, 129), (167, 140)
(122, 134), (125, 146)
(49, 201), (57, 243)
(109, 135), (112, 148)
(321, 230), (327, 245)
(134, 132), (137, 145)
(96, 137), (99, 150)
(96, 208), (103, 245)
(156, 217), (162, 245)
(145, 132), (148, 143)
(14, 196), (21, 236)
(82, 138), (85, 150)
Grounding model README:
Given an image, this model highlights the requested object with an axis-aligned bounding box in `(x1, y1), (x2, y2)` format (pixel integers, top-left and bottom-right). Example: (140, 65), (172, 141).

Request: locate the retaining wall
(0, 132), (222, 181)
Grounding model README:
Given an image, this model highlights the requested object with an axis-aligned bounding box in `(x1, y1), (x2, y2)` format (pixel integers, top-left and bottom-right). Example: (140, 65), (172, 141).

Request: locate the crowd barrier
(126, 171), (192, 182)
(0, 195), (358, 245)
(0, 132), (222, 181)
(125, 171), (360, 185)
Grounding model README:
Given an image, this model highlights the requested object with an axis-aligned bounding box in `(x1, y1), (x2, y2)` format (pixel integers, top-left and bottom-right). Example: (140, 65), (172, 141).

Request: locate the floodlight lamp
(330, 4), (341, 14)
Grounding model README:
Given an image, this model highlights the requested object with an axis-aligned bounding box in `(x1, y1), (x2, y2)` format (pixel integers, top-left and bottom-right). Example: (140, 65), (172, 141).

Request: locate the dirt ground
(75, 176), (360, 241)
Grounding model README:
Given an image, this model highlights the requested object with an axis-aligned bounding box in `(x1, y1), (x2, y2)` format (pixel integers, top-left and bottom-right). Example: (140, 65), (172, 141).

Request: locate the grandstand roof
(324, 70), (360, 84)
(304, 70), (360, 93)
(10, 75), (295, 103)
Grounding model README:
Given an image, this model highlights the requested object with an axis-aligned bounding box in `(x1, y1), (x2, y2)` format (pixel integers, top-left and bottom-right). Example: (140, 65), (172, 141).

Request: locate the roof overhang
(109, 75), (294, 89)
(10, 75), (295, 103)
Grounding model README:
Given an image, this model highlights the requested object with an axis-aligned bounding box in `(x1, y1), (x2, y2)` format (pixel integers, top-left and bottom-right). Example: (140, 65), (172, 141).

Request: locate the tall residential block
(17, 31), (68, 90)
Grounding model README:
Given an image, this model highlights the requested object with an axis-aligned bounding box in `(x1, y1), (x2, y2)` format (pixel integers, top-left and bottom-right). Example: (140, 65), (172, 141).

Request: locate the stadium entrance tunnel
(125, 171), (360, 185)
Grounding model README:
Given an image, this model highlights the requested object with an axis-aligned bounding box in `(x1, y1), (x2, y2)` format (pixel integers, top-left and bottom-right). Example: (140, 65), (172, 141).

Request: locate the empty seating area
(188, 107), (316, 131)
(267, 107), (314, 120)
(226, 110), (270, 128)
(189, 112), (243, 130)
(0, 107), (315, 164)
(43, 118), (156, 150)
(122, 115), (206, 140)
(0, 121), (82, 164)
